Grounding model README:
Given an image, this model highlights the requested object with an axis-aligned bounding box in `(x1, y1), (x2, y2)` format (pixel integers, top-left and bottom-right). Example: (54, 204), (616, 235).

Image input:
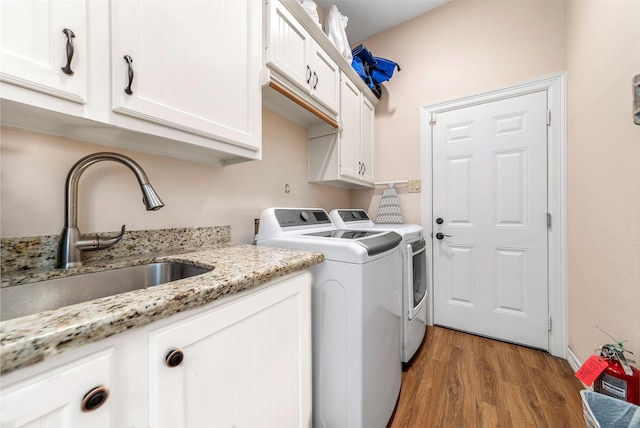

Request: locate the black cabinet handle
(306, 65), (312, 83)
(435, 232), (452, 240)
(361, 163), (366, 175)
(123, 55), (134, 95)
(61, 28), (75, 75)
(81, 386), (109, 412)
(165, 349), (184, 367)
(313, 71), (318, 89)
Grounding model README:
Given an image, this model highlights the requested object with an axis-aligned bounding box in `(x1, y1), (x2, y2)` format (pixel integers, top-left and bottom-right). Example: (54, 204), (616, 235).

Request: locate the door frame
(420, 73), (567, 358)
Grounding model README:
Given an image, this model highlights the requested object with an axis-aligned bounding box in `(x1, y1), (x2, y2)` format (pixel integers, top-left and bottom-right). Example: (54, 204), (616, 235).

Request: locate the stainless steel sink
(1, 262), (211, 321)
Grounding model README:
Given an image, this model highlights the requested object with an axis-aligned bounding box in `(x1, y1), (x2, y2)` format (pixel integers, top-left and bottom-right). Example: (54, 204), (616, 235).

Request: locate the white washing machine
(256, 208), (402, 428)
(330, 209), (427, 363)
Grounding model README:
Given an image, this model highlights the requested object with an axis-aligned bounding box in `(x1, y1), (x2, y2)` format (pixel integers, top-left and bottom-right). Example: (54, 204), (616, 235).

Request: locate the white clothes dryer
(330, 209), (428, 363)
(256, 208), (403, 428)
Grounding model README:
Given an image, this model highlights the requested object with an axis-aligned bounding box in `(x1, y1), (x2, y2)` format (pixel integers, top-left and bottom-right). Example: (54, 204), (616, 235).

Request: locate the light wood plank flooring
(388, 326), (586, 427)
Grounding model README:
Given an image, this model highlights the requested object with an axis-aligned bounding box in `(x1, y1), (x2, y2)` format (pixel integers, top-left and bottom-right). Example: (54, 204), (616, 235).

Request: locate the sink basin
(0, 262), (211, 321)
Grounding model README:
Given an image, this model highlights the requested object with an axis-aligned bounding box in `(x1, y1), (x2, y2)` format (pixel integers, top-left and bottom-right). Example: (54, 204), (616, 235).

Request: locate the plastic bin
(581, 390), (640, 428)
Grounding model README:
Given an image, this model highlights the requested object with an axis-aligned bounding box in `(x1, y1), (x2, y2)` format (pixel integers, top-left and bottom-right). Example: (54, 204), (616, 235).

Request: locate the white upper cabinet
(309, 45), (340, 113)
(111, 0), (262, 153)
(0, 0), (262, 166)
(264, 0), (339, 115)
(308, 72), (375, 188)
(0, 0), (88, 109)
(265, 0), (312, 91)
(339, 76), (363, 180)
(360, 96), (375, 183)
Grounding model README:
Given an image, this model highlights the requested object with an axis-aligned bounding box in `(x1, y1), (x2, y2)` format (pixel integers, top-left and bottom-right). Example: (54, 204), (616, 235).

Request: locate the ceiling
(313, 0), (449, 43)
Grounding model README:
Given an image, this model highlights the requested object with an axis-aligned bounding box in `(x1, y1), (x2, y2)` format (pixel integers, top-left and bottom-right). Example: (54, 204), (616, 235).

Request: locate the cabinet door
(0, 0), (87, 103)
(0, 349), (114, 428)
(265, 0), (312, 91)
(339, 76), (362, 180)
(148, 273), (312, 428)
(111, 0), (261, 151)
(310, 43), (340, 114)
(360, 96), (375, 183)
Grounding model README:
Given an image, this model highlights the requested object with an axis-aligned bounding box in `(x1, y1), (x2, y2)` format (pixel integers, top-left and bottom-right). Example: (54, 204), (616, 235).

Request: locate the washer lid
(305, 229), (402, 256)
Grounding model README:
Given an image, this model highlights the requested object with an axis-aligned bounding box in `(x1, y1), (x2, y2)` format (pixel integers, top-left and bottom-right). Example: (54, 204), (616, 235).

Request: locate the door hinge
(548, 316), (553, 332)
(547, 212), (552, 228)
(546, 110), (551, 126)
(430, 113), (437, 126)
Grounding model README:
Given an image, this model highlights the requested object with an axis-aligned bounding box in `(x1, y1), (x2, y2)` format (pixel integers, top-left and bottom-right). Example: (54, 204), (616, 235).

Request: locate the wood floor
(388, 326), (586, 428)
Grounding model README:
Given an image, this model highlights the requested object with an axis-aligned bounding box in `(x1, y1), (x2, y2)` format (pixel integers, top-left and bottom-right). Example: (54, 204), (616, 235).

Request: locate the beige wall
(565, 1), (640, 362)
(352, 0), (639, 362)
(0, 108), (350, 244)
(351, 0), (566, 224)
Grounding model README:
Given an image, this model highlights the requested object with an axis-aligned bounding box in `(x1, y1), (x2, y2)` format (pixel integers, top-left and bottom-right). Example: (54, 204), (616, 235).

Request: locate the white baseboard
(566, 346), (593, 390)
(566, 346), (581, 372)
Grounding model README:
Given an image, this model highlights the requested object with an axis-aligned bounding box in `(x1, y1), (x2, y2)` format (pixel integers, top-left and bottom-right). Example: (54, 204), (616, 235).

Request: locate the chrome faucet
(56, 152), (164, 269)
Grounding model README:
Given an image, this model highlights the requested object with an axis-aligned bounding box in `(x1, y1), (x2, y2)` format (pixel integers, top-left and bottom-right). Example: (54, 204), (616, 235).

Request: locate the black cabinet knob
(166, 349), (184, 367)
(436, 218), (444, 224)
(81, 386), (109, 412)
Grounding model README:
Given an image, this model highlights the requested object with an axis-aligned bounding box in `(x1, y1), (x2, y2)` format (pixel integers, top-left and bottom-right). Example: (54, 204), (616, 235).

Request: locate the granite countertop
(0, 244), (323, 374)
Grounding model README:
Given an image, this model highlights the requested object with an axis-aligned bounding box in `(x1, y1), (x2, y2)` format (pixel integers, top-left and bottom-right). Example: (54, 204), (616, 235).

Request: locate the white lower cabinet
(0, 272), (312, 428)
(148, 272), (312, 427)
(0, 349), (114, 428)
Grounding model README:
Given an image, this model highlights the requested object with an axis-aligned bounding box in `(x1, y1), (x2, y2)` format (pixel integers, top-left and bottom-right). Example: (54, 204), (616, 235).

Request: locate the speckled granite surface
(0, 228), (323, 374)
(1, 226), (231, 277)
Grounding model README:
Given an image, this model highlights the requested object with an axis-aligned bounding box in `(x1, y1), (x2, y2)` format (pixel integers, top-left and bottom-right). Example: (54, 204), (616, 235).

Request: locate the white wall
(0, 108), (350, 244)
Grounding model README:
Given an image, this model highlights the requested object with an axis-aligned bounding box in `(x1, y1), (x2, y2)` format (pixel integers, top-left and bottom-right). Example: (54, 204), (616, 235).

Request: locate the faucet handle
(95, 225), (126, 249)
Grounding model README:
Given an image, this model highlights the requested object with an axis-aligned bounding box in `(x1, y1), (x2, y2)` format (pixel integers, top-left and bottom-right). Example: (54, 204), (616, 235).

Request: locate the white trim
(566, 347), (582, 373)
(567, 347), (592, 390)
(420, 72), (568, 358)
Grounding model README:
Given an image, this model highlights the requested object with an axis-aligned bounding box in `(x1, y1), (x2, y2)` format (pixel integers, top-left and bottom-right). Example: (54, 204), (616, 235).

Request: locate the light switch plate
(408, 179), (421, 193)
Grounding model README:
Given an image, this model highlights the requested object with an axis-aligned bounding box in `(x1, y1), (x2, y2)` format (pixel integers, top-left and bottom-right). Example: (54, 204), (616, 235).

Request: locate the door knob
(436, 218), (444, 224)
(435, 232), (452, 240)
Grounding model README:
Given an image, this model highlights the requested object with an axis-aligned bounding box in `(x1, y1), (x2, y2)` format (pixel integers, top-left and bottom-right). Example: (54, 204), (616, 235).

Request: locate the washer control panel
(275, 209), (332, 227)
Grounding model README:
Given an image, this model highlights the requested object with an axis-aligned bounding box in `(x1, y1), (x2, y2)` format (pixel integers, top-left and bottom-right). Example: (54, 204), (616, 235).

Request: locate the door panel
(433, 90), (549, 350)
(494, 149), (528, 226)
(447, 245), (476, 307)
(446, 155), (475, 226)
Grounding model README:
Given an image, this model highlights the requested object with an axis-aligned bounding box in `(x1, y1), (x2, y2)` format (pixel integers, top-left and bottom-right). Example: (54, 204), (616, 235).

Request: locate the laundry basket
(581, 390), (640, 428)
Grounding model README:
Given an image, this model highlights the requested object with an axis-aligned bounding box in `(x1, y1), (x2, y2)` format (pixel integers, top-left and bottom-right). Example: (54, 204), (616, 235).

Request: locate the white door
(432, 91), (549, 350)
